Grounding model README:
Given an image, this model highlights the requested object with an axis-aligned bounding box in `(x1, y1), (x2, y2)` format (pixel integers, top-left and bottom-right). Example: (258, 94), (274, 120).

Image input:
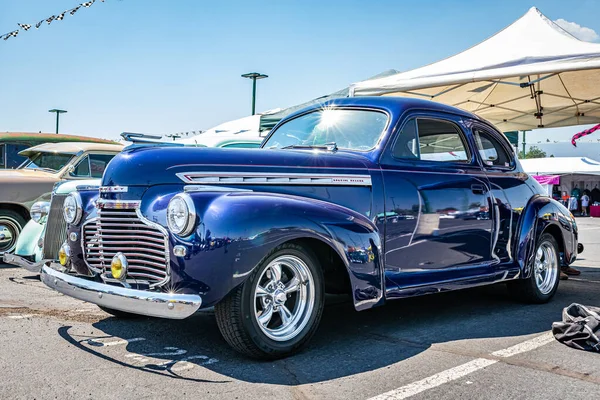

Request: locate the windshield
(264, 108), (388, 151)
(21, 152), (74, 172)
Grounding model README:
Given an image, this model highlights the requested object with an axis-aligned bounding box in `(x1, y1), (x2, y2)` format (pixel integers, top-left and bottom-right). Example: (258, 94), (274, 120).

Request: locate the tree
(519, 146), (547, 159)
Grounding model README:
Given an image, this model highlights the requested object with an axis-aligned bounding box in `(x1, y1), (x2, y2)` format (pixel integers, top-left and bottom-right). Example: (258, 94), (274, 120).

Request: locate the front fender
(515, 195), (577, 278)
(14, 219), (44, 261)
(162, 191), (383, 311)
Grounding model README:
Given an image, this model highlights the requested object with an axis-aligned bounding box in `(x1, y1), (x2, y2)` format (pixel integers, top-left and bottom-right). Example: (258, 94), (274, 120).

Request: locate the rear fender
(176, 191), (383, 310)
(515, 196), (576, 278)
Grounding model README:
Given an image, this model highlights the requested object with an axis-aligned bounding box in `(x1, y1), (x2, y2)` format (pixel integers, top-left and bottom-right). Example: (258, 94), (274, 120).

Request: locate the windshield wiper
(281, 142), (338, 151)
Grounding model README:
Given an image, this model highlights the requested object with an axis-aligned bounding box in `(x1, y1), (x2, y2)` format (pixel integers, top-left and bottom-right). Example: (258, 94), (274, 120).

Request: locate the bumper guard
(41, 264), (202, 319)
(2, 253), (50, 273)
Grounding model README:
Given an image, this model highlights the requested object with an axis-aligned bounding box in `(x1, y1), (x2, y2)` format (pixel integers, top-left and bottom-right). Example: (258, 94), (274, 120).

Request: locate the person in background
(561, 191), (569, 207)
(581, 193), (590, 216)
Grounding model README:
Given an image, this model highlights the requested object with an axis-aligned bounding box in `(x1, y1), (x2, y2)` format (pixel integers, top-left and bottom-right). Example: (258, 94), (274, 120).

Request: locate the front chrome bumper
(41, 264), (202, 319)
(2, 253), (50, 273)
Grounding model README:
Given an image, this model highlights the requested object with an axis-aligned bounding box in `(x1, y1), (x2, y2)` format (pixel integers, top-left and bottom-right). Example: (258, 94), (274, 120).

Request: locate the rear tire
(0, 210), (26, 254)
(508, 233), (560, 303)
(215, 243), (325, 359)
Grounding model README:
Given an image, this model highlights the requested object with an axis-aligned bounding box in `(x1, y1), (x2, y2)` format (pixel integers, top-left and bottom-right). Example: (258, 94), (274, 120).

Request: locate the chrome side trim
(184, 185), (253, 193)
(41, 264), (201, 319)
(76, 185), (101, 192)
(176, 172), (373, 186)
(2, 253), (51, 273)
(99, 186), (128, 193)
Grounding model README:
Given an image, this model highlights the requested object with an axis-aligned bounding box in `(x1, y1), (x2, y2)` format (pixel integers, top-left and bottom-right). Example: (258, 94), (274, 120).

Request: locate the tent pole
(522, 130), (526, 156)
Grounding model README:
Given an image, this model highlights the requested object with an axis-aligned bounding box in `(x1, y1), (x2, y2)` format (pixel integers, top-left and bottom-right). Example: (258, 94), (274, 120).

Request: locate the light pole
(241, 72), (268, 115)
(48, 109), (67, 134)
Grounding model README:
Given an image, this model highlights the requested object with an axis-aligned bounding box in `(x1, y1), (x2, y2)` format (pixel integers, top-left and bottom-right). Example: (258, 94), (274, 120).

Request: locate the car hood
(102, 146), (374, 187)
(0, 168), (58, 183)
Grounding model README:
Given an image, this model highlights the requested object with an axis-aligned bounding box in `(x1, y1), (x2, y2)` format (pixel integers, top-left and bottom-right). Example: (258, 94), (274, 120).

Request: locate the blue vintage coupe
(42, 97), (581, 359)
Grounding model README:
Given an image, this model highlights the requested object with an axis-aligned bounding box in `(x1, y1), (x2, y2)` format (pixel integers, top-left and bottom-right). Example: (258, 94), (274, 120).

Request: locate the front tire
(0, 210), (26, 254)
(215, 243), (324, 359)
(508, 233), (560, 303)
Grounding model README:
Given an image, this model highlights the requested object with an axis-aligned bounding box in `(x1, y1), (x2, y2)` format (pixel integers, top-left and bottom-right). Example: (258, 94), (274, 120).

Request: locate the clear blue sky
(1, 0), (599, 141)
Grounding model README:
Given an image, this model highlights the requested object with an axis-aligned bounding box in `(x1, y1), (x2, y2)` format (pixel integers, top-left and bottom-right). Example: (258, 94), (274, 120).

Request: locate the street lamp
(241, 72), (268, 115)
(48, 109), (67, 134)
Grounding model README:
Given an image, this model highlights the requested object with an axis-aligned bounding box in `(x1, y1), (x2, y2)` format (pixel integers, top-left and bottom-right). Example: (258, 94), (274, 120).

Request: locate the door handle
(471, 184), (486, 195)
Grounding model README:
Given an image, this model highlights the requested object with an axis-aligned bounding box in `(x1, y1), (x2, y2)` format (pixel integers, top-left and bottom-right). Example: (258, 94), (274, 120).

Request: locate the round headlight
(167, 193), (196, 236)
(30, 201), (50, 223)
(63, 193), (82, 225)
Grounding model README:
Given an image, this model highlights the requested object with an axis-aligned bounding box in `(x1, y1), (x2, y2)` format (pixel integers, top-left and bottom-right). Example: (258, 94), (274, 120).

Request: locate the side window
(417, 119), (469, 162)
(392, 118), (469, 163)
(0, 144), (4, 168)
(89, 154), (115, 178)
(473, 128), (514, 168)
(392, 119), (419, 159)
(72, 155), (91, 177)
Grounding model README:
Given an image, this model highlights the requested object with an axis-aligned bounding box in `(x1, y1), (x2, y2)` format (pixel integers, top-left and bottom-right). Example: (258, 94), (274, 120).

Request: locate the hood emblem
(99, 186), (128, 193)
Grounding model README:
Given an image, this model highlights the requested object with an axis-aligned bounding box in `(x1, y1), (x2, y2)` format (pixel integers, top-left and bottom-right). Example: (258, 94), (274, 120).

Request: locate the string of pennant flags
(2, 0), (105, 41)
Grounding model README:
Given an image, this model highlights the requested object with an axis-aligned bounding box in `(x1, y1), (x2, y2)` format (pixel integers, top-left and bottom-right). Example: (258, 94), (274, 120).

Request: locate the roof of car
(19, 141), (124, 157)
(0, 132), (118, 144)
(287, 96), (485, 122)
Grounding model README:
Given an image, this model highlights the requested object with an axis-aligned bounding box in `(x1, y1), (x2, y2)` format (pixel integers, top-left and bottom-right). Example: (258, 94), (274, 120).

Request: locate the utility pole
(241, 72), (268, 115)
(48, 109), (67, 134)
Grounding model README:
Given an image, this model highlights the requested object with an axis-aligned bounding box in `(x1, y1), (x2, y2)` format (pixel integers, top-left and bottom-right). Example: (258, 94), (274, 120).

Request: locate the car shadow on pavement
(57, 277), (599, 385)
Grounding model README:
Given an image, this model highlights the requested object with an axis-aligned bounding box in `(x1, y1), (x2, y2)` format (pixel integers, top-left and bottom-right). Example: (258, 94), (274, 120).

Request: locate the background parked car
(0, 141), (123, 254)
(0, 132), (117, 169)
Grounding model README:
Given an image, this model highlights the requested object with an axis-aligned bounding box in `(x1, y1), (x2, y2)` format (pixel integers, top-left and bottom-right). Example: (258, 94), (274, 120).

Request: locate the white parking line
(7, 314), (35, 319)
(368, 332), (555, 400)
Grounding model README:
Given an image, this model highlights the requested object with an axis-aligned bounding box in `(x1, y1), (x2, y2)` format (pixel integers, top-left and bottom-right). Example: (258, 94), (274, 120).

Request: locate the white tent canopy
(520, 157), (600, 175)
(177, 114), (264, 146)
(350, 7), (600, 131)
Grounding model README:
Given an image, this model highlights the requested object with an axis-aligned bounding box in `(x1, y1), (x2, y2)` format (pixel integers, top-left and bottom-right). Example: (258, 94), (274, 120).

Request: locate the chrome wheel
(534, 241), (558, 295)
(253, 255), (315, 342)
(0, 217), (22, 253)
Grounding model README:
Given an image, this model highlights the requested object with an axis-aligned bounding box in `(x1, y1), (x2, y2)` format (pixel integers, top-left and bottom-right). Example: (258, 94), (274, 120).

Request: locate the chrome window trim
(261, 106), (392, 153)
(176, 172), (373, 187)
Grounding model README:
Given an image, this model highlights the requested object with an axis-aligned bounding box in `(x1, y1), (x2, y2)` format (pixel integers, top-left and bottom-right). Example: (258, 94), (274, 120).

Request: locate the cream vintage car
(0, 141), (123, 255)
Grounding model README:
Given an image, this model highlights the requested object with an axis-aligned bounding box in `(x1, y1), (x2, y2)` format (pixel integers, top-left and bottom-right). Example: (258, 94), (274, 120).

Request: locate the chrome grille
(83, 208), (169, 286)
(43, 194), (67, 259)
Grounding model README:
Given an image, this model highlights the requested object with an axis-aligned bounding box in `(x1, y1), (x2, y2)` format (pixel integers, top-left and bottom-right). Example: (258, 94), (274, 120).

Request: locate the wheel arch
(514, 195), (575, 278)
(179, 191), (384, 311)
(0, 202), (30, 222)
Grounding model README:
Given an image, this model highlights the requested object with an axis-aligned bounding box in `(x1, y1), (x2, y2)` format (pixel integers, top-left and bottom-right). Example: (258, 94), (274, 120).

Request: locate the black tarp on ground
(552, 303), (600, 352)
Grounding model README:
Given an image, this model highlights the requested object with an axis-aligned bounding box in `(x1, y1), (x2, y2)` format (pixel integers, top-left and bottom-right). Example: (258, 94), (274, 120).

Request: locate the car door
(470, 122), (534, 265)
(379, 112), (495, 289)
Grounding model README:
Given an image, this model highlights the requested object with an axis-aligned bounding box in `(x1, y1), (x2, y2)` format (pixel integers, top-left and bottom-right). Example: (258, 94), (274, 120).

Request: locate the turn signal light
(58, 243), (70, 266)
(111, 253), (128, 280)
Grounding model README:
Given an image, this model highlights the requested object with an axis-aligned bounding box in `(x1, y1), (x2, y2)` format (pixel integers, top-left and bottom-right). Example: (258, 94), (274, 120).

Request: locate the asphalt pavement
(1, 218), (600, 399)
